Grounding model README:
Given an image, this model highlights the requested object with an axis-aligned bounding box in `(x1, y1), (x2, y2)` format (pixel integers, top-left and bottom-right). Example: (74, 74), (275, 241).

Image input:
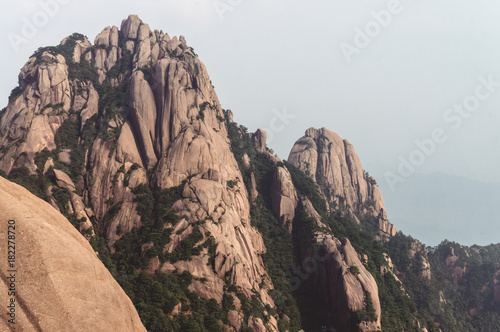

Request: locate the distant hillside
(379, 172), (500, 246)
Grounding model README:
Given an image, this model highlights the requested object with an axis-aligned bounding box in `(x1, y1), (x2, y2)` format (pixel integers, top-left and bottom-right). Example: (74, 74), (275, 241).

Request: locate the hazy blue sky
(2, 0), (500, 245)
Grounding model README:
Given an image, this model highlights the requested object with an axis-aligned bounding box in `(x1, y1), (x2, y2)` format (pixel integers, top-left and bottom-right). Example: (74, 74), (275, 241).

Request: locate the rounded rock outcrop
(0, 177), (146, 332)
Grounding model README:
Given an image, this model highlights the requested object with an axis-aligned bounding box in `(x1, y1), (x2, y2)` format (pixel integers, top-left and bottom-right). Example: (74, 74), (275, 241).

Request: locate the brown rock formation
(270, 166), (299, 233)
(0, 14), (423, 331)
(0, 15), (280, 330)
(288, 127), (395, 240)
(445, 247), (460, 267)
(444, 246), (467, 280)
(251, 129), (267, 152)
(0, 52), (70, 174)
(408, 240), (432, 280)
(0, 177), (146, 331)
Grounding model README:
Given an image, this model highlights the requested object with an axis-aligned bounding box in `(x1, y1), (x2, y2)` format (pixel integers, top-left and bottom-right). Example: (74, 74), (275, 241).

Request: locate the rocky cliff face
(0, 15), (278, 331)
(0, 14), (439, 332)
(0, 51), (70, 174)
(288, 127), (396, 240)
(0, 177), (146, 332)
(261, 130), (383, 331)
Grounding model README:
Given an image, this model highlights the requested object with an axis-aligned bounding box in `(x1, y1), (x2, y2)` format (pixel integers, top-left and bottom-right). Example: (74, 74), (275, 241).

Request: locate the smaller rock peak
(251, 129), (267, 153)
(303, 127), (344, 145)
(94, 26), (111, 45)
(137, 23), (152, 41)
(120, 15), (143, 39)
(60, 33), (90, 47)
(305, 127), (319, 139)
(304, 127), (332, 138)
(226, 110), (234, 122)
(94, 25), (119, 47)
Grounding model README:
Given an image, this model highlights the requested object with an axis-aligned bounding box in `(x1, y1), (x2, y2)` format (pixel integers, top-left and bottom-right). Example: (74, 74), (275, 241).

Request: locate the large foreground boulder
(0, 177), (146, 332)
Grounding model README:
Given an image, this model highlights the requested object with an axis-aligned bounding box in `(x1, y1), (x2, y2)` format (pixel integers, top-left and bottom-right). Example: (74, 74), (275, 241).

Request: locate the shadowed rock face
(0, 177), (146, 332)
(296, 196), (382, 331)
(288, 127), (396, 239)
(313, 236), (382, 331)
